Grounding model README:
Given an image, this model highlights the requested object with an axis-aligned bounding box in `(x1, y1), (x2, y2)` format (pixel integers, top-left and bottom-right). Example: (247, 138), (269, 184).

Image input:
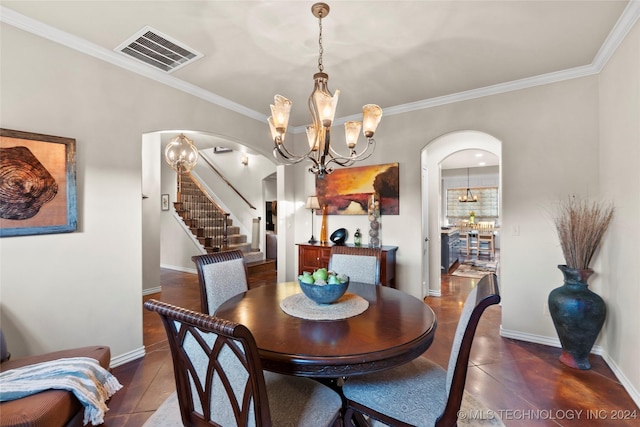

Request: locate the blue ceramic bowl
(298, 278), (349, 304)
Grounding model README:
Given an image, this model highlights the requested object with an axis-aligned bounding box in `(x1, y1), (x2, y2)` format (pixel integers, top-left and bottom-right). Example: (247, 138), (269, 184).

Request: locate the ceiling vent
(115, 26), (203, 73)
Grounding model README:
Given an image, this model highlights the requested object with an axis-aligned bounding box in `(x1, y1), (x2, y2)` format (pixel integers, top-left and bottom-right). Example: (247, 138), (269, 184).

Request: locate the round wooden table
(215, 281), (437, 378)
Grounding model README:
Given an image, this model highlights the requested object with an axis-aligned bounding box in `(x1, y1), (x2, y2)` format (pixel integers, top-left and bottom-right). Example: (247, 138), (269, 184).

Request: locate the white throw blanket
(0, 356), (122, 425)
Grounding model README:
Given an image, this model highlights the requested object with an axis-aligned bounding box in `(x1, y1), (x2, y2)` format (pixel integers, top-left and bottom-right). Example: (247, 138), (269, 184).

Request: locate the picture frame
(315, 162), (400, 215)
(0, 128), (77, 237)
(161, 194), (170, 211)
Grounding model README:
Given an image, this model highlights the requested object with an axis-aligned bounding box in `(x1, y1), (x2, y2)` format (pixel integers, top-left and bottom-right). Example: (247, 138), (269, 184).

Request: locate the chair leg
(343, 407), (370, 427)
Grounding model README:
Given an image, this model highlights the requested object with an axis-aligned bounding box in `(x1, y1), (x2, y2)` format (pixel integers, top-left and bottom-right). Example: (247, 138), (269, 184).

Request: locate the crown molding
(3, 2), (639, 132)
(592, 0), (640, 70)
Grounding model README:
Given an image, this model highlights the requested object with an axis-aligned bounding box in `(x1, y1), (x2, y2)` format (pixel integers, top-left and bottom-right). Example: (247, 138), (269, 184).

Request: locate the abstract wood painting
(0, 129), (77, 237)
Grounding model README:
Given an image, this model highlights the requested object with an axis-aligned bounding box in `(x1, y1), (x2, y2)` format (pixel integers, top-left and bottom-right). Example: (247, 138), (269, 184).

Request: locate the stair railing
(200, 154), (256, 210)
(177, 173), (229, 252)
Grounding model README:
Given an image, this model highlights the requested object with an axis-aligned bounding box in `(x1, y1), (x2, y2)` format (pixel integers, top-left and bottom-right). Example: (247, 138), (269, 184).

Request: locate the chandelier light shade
(459, 168), (478, 203)
(267, 2), (382, 178)
(165, 133), (199, 173)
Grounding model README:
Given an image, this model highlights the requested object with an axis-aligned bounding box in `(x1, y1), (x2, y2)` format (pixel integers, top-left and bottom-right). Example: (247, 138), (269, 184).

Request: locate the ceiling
(440, 149), (499, 170)
(2, 0), (638, 172)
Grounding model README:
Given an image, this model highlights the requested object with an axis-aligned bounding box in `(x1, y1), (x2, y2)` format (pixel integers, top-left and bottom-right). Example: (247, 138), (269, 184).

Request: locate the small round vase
(548, 265), (606, 370)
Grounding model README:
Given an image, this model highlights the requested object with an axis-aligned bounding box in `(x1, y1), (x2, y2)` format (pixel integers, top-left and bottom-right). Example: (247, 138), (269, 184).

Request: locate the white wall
(141, 133), (162, 293)
(598, 20), (640, 406)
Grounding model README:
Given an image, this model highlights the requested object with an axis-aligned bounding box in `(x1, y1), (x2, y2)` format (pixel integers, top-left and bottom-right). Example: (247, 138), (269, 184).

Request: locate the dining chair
(342, 273), (500, 427)
(477, 221), (496, 258)
(144, 299), (343, 427)
(192, 250), (249, 314)
(328, 246), (382, 285)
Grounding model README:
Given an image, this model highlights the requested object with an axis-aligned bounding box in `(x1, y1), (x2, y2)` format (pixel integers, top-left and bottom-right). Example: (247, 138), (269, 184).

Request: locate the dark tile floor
(104, 260), (639, 426)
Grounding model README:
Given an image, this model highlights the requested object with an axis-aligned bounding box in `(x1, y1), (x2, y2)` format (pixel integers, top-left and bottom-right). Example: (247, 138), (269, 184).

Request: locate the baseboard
(601, 352), (640, 409)
(143, 286), (161, 296)
(110, 346), (145, 368)
(499, 327), (603, 355)
(160, 264), (196, 274)
(499, 328), (640, 408)
(428, 289), (442, 297)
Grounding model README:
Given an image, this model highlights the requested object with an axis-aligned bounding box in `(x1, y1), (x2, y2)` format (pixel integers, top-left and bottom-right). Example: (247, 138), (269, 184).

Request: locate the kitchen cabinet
(297, 243), (398, 288)
(441, 229), (460, 273)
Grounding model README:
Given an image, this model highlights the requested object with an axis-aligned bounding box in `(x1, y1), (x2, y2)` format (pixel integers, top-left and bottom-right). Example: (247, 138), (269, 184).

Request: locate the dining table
(215, 281), (437, 379)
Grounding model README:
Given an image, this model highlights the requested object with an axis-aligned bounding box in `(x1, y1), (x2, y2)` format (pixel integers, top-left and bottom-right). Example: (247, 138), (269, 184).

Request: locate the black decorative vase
(548, 265), (606, 370)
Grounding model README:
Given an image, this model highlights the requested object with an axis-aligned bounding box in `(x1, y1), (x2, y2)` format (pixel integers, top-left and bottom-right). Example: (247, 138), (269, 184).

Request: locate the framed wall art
(161, 194), (170, 211)
(315, 162), (399, 215)
(0, 128), (77, 237)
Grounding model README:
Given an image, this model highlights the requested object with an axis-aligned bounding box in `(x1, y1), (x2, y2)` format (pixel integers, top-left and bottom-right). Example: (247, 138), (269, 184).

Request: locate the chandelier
(165, 133), (199, 174)
(165, 133), (199, 197)
(459, 168), (477, 203)
(267, 2), (382, 178)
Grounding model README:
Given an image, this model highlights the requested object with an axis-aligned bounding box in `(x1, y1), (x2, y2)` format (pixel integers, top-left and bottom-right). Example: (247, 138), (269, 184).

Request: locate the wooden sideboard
(297, 243), (398, 288)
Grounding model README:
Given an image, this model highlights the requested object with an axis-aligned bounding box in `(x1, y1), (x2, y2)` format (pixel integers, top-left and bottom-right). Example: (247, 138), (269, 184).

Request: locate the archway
(421, 131), (502, 296)
(141, 130), (279, 293)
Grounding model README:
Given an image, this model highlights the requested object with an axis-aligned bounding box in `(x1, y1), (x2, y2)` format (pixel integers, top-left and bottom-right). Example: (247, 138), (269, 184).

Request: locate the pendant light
(459, 168), (477, 202)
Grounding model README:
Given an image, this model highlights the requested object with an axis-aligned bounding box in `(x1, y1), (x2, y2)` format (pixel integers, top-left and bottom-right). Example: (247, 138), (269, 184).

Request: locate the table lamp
(305, 196), (321, 244)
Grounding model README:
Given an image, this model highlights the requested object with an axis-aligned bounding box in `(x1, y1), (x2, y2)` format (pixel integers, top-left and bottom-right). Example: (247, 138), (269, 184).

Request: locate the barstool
(477, 221), (495, 258)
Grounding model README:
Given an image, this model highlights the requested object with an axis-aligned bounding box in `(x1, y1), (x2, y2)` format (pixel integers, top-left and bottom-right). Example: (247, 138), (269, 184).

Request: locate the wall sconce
(241, 155), (249, 166)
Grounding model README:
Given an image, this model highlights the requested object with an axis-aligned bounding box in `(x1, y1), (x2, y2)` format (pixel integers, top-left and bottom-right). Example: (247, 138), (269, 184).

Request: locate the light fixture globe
(165, 133), (199, 173)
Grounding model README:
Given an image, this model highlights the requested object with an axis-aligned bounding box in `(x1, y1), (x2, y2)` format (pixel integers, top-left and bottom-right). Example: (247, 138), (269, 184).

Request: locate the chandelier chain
(317, 14), (324, 72)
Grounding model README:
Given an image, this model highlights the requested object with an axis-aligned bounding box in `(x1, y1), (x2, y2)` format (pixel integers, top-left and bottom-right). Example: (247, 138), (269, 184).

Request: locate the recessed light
(475, 153), (483, 157)
(479, 162), (486, 166)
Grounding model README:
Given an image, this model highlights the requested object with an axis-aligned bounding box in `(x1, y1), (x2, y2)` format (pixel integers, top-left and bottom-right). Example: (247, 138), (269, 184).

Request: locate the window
(446, 187), (498, 218)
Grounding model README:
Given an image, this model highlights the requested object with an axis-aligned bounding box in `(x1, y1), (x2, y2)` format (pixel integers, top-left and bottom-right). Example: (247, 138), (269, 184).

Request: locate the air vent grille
(115, 26), (203, 73)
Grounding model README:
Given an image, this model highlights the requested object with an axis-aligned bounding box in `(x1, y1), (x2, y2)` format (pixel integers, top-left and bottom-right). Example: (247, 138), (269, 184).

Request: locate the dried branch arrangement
(553, 197), (615, 270)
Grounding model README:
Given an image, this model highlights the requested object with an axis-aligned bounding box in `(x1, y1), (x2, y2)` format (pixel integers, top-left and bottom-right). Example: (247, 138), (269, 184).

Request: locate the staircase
(173, 173), (262, 262)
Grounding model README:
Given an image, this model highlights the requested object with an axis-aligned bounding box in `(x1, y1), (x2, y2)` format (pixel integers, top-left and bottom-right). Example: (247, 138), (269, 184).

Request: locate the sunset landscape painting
(316, 163), (399, 215)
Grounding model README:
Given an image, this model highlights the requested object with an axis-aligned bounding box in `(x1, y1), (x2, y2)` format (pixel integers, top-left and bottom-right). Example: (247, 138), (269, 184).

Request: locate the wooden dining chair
(192, 250), (249, 314)
(144, 299), (343, 427)
(328, 246), (382, 285)
(477, 221), (496, 258)
(342, 273), (500, 427)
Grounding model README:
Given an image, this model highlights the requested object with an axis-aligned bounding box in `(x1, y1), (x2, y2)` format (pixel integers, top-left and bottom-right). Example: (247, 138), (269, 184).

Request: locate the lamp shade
(344, 121), (362, 149)
(306, 196), (321, 210)
(362, 104), (383, 138)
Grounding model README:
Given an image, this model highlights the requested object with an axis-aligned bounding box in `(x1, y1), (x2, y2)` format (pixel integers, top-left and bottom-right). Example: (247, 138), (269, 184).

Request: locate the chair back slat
(144, 299), (271, 427)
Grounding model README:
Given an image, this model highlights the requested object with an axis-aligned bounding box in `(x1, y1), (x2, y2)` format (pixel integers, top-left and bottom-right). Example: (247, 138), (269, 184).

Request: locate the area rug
(142, 390), (504, 426)
(452, 260), (498, 279)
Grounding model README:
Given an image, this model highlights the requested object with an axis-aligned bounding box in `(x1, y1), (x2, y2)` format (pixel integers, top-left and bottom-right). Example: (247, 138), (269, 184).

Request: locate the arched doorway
(421, 131), (502, 296)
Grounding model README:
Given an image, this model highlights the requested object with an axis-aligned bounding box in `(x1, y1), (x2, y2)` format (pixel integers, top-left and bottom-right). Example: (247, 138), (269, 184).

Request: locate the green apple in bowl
(299, 271), (314, 284)
(312, 268), (328, 282)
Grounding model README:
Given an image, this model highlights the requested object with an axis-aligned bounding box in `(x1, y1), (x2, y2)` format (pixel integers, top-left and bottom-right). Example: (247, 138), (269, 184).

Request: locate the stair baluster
(173, 173), (251, 255)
